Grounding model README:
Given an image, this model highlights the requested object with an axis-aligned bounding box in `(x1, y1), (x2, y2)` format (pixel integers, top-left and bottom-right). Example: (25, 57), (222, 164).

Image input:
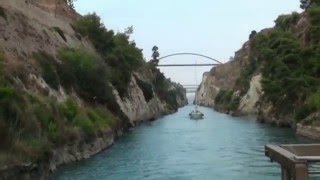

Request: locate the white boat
(188, 61), (204, 120)
(189, 106), (204, 120)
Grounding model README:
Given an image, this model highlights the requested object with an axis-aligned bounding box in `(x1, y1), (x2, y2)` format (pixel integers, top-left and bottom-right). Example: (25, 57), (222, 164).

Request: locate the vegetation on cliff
(218, 1), (320, 123)
(73, 13), (143, 97)
(214, 90), (240, 112)
(0, 56), (117, 166)
(0, 10), (186, 169)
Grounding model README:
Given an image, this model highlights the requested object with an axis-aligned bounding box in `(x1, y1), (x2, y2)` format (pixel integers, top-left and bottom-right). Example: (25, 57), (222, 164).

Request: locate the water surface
(51, 101), (318, 180)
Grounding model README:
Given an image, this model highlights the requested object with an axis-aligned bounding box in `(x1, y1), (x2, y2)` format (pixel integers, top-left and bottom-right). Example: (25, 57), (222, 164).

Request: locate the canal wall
(196, 11), (320, 139)
(0, 1), (187, 179)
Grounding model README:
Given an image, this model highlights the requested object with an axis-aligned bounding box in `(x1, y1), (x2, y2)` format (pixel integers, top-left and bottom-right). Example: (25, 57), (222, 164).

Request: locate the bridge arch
(158, 53), (223, 64)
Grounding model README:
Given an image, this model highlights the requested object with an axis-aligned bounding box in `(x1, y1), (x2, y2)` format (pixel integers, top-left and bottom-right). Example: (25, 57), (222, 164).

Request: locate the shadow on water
(51, 94), (320, 180)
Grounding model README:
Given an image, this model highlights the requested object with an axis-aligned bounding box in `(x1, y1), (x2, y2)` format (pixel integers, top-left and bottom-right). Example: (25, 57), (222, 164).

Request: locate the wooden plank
(294, 156), (320, 162)
(282, 144), (320, 157)
(265, 145), (305, 169)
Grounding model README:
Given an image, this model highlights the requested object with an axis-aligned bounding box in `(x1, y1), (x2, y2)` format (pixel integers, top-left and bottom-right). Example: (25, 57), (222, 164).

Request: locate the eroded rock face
(115, 76), (165, 125)
(195, 42), (251, 110)
(115, 75), (187, 125)
(195, 72), (218, 107)
(238, 74), (262, 116)
(49, 130), (114, 172)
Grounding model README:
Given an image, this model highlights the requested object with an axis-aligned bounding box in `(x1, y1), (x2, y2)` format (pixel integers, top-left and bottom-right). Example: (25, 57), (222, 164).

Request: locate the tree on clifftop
(124, 26), (134, 35)
(66, 0), (77, 9)
(300, 0), (311, 9)
(152, 46), (160, 60)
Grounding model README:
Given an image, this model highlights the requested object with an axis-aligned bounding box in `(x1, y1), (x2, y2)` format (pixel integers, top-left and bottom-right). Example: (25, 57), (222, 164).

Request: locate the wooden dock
(265, 144), (320, 180)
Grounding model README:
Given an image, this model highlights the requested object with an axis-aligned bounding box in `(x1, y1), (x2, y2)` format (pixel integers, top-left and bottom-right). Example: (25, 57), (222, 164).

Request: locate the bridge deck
(157, 64), (218, 67)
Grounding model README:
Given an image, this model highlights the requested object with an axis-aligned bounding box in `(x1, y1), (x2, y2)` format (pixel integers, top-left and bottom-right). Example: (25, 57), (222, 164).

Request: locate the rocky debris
(297, 124), (320, 140)
(296, 113), (320, 139)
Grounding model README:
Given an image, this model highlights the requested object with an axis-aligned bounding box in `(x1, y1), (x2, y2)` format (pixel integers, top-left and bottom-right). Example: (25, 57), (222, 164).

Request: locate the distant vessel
(189, 59), (204, 120)
(189, 106), (204, 120)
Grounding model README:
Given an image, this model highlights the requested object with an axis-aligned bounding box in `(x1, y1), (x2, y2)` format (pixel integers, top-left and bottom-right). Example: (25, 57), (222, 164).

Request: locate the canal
(51, 97), (317, 180)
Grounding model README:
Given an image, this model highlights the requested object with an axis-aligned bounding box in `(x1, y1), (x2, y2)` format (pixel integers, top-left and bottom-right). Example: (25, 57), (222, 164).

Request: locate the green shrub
(53, 27), (67, 42)
(275, 12), (300, 31)
(74, 14), (144, 98)
(73, 114), (95, 137)
(33, 52), (60, 90)
(307, 91), (320, 110)
(105, 34), (143, 97)
(308, 6), (320, 24)
(109, 67), (131, 98)
(215, 90), (240, 111)
(249, 30), (257, 39)
(215, 90), (233, 104)
(59, 98), (78, 122)
(74, 13), (114, 54)
(309, 26), (320, 44)
(57, 48), (111, 103)
(308, 6), (320, 43)
(163, 90), (178, 109)
(87, 107), (116, 129)
(229, 96), (241, 110)
(35, 104), (54, 126)
(237, 56), (258, 93)
(48, 121), (58, 141)
(295, 105), (313, 122)
(247, 30), (318, 112)
(33, 102), (59, 141)
(0, 87), (24, 127)
(237, 17), (320, 118)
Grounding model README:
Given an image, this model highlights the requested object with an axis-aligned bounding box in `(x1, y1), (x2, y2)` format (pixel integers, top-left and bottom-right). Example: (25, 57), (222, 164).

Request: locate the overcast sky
(74, 1), (301, 86)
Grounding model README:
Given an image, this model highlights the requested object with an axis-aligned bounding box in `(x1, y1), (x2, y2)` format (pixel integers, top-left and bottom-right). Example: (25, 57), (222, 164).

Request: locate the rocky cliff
(0, 1), (187, 179)
(196, 42), (250, 107)
(196, 6), (320, 139)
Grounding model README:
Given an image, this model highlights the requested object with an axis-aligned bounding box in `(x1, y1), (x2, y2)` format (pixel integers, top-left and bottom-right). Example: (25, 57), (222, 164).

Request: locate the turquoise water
(51, 101), (317, 180)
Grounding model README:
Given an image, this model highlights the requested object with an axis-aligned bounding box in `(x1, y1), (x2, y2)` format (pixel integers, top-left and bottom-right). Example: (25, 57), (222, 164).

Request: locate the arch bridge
(152, 52), (223, 92)
(156, 52), (223, 67)
(183, 85), (200, 93)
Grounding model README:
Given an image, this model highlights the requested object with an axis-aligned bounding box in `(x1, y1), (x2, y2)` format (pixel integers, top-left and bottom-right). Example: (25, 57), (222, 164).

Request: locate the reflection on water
(51, 96), (319, 180)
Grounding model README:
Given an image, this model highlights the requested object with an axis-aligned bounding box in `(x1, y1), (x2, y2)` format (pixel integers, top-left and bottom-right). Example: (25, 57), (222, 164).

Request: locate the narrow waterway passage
(51, 99), (315, 180)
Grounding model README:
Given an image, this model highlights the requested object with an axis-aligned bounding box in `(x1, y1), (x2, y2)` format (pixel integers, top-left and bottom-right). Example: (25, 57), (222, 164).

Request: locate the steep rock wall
(195, 42), (250, 107)
(116, 75), (187, 125)
(0, 1), (187, 179)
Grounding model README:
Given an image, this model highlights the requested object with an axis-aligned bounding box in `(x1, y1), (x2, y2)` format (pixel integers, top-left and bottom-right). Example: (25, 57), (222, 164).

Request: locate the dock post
(293, 163), (308, 180)
(281, 166), (291, 180)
